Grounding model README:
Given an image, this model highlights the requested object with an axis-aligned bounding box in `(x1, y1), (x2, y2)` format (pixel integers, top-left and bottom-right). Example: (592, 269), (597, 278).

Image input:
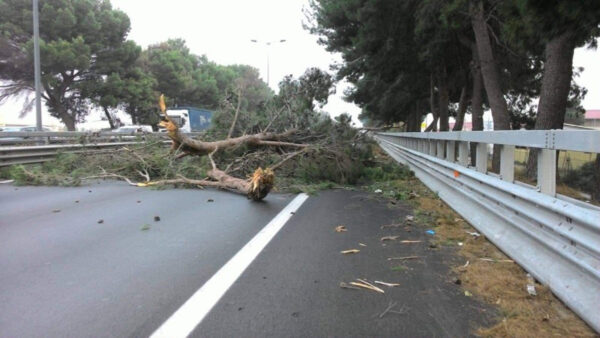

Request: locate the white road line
(150, 193), (310, 338)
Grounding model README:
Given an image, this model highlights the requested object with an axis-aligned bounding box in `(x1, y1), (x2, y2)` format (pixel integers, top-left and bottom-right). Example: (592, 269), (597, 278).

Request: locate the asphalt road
(0, 183), (493, 337)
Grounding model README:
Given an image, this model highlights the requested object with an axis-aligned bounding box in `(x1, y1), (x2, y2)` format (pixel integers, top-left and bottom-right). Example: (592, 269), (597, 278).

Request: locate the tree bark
(425, 73), (439, 132)
(471, 55), (484, 166)
(469, 1), (511, 131)
(103, 106), (116, 129)
(453, 86), (468, 131)
(593, 154), (600, 202)
(526, 31), (576, 178)
(438, 65), (450, 131)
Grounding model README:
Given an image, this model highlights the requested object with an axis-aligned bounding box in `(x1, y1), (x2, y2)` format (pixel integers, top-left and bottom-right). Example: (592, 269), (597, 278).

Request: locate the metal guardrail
(374, 130), (600, 333)
(0, 131), (203, 166)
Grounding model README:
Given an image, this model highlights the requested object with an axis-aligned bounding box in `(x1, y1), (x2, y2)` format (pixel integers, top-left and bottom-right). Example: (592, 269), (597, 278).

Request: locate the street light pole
(32, 0), (43, 131)
(250, 39), (286, 88)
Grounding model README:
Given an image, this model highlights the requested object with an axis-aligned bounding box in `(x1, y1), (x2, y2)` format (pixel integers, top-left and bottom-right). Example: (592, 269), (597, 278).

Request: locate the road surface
(0, 182), (493, 337)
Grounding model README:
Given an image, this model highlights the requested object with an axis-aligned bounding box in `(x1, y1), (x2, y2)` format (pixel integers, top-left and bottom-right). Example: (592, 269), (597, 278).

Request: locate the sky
(1, 0), (599, 129)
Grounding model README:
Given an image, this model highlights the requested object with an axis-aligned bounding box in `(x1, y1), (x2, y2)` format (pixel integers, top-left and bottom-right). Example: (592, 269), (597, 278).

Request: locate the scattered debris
(425, 229), (435, 235)
(454, 217), (463, 222)
(339, 282), (361, 290)
(207, 198), (214, 202)
(387, 256), (422, 261)
(97, 219), (104, 224)
(465, 230), (481, 237)
(341, 249), (360, 254)
(458, 242), (464, 246)
(154, 216), (161, 222)
(350, 279), (385, 293)
(141, 224), (151, 231)
(335, 225), (347, 232)
(0, 179), (15, 184)
(429, 243), (438, 249)
(463, 260), (470, 268)
(526, 274), (537, 296)
(405, 215), (414, 222)
(378, 301), (409, 318)
(52, 209), (61, 213)
(380, 236), (400, 242)
(380, 223), (402, 229)
(75, 200), (79, 203)
(374, 189), (383, 194)
(465, 290), (473, 297)
(391, 265), (409, 271)
(400, 240), (421, 244)
(480, 258), (514, 263)
(359, 242), (367, 247)
(453, 278), (462, 285)
(408, 191), (419, 199)
(374, 281), (401, 287)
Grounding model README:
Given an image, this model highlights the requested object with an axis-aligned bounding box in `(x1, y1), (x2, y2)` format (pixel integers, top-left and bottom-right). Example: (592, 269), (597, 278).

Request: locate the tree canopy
(307, 0), (600, 131)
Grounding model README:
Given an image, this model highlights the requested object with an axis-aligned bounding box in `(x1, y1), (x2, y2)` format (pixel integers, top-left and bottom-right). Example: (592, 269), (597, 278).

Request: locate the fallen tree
(2, 69), (406, 201)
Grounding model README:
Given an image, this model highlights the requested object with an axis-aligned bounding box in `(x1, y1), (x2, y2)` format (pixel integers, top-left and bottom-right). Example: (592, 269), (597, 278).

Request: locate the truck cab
(161, 107), (212, 133)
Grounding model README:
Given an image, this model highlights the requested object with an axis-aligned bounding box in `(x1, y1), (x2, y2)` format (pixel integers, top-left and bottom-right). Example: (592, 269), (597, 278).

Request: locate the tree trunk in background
(593, 154), (600, 202)
(470, 1), (511, 171)
(469, 1), (511, 132)
(103, 106), (116, 129)
(425, 73), (439, 132)
(406, 106), (420, 132)
(470, 52), (484, 166)
(438, 65), (450, 131)
(453, 86), (468, 131)
(526, 31), (576, 178)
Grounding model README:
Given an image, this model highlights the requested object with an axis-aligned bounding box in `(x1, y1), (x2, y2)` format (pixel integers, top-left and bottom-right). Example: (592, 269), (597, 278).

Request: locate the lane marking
(150, 193), (309, 338)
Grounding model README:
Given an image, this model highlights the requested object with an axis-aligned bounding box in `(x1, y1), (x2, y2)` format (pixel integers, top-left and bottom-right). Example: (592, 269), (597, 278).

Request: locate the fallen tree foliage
(2, 70), (411, 201)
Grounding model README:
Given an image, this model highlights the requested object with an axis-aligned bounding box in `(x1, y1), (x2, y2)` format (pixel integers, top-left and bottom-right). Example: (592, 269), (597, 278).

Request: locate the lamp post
(250, 39), (286, 87)
(32, 0), (42, 131)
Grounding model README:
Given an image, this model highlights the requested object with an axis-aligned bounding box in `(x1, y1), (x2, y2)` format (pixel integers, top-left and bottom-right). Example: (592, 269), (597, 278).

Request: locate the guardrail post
(446, 141), (455, 162)
(537, 149), (556, 196)
(458, 142), (469, 166)
(436, 141), (445, 159)
(500, 145), (514, 182)
(428, 140), (436, 156)
(475, 143), (487, 173)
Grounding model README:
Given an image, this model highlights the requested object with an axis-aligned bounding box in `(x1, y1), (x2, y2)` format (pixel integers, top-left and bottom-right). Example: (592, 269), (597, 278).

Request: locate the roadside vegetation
(364, 148), (596, 337)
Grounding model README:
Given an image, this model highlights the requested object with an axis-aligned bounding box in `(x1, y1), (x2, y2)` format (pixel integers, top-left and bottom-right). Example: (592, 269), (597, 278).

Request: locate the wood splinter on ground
(335, 225), (347, 232)
(380, 236), (400, 241)
(387, 256), (423, 261)
(341, 249), (360, 254)
(374, 281), (401, 287)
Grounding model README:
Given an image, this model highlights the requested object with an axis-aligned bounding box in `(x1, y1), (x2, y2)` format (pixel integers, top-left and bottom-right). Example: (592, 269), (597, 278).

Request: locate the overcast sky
(1, 0), (599, 128)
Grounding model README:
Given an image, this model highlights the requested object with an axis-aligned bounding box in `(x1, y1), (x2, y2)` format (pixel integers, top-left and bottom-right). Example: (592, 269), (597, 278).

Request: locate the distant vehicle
(160, 107), (212, 133)
(0, 126), (52, 143)
(113, 125), (153, 133)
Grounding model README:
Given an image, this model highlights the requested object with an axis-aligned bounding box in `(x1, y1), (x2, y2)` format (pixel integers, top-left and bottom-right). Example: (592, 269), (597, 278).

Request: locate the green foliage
(0, 0), (134, 129)
(561, 160), (598, 196)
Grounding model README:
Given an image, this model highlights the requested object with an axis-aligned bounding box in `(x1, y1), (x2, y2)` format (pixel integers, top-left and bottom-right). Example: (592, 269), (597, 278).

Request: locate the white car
(113, 125), (153, 134)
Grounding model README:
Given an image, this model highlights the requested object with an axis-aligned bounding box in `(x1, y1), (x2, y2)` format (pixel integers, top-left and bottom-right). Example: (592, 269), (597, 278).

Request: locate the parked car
(113, 125), (153, 134)
(0, 126), (51, 143)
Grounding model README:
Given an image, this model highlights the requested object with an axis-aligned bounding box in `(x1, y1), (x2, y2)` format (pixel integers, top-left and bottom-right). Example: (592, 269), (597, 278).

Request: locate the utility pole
(250, 39), (286, 88)
(33, 0), (43, 131)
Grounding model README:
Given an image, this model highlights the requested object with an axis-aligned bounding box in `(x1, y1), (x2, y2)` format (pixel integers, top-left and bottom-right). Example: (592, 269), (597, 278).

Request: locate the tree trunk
(526, 31), (576, 178)
(406, 104), (420, 132)
(453, 86), (468, 131)
(425, 73), (439, 132)
(103, 106), (116, 129)
(470, 55), (484, 166)
(469, 1), (511, 132)
(438, 65), (450, 131)
(593, 154), (600, 202)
